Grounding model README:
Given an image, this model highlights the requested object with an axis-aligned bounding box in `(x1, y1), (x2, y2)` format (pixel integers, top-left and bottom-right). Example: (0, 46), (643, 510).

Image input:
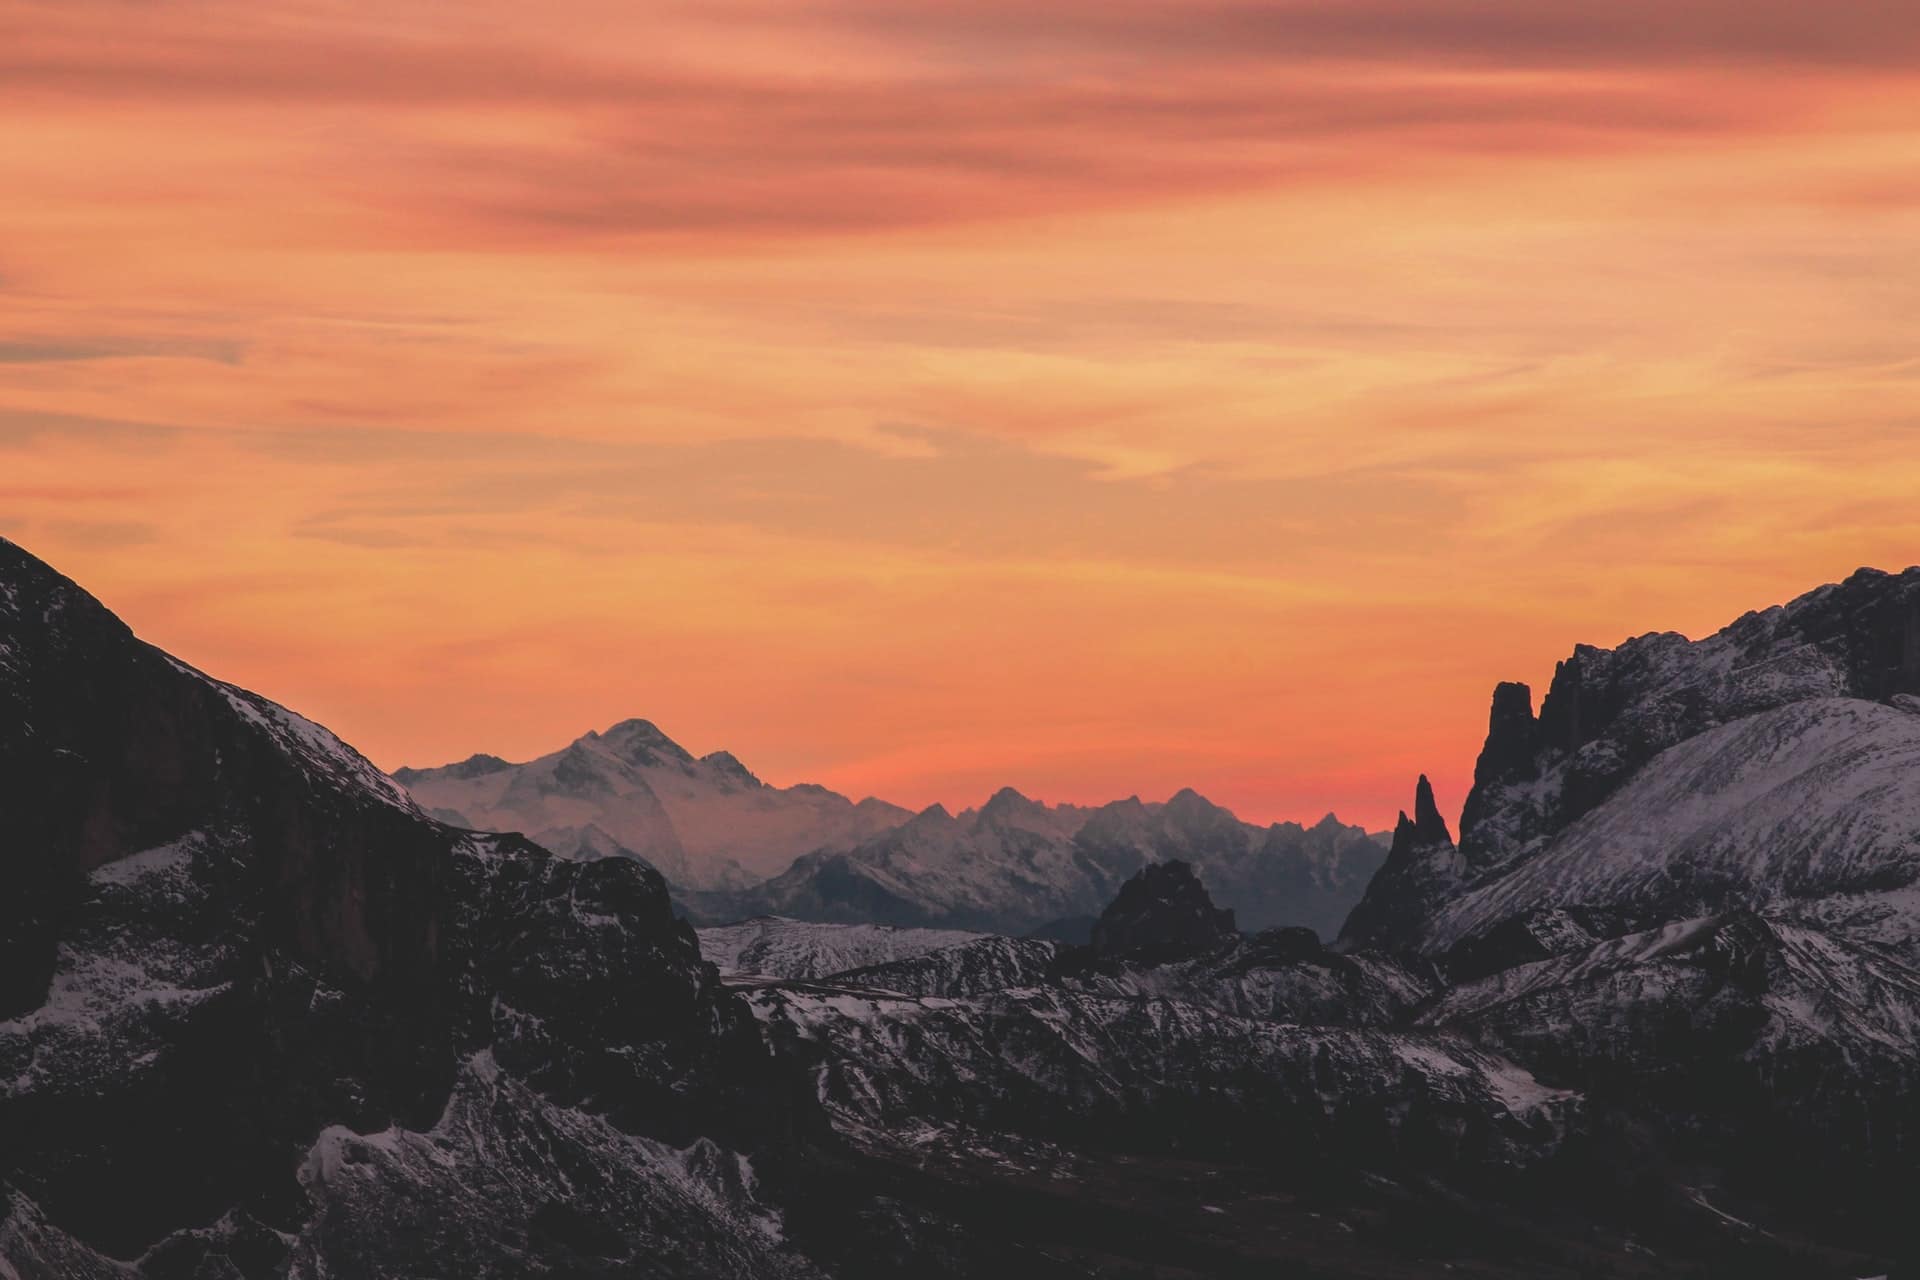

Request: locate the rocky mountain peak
(974, 785), (1052, 830)
(393, 720), (913, 891)
(1479, 682), (1538, 782)
(698, 749), (762, 788)
(1334, 775), (1462, 952)
(907, 801), (956, 828)
(980, 784), (1034, 811)
(1409, 773), (1450, 845)
(595, 718), (696, 766)
(417, 752), (511, 783)
(1457, 683), (1537, 868)
(1090, 860), (1237, 956)
(1163, 787), (1242, 839)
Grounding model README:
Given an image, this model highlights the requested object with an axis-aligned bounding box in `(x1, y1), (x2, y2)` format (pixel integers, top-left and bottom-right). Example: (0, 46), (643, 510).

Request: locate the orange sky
(5, 0), (1919, 829)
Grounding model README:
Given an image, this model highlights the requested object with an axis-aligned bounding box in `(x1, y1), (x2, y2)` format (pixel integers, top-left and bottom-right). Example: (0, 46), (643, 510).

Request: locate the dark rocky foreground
(4, 535), (1919, 1277)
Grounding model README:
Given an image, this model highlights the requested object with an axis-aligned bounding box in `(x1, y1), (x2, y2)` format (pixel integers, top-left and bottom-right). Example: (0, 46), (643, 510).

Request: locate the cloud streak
(4, 0), (1918, 825)
(2, 0), (1890, 243)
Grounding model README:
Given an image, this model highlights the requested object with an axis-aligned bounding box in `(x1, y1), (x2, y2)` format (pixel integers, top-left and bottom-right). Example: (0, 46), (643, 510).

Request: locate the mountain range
(6, 533), (1920, 1277)
(680, 785), (1388, 939)
(399, 726), (1391, 940)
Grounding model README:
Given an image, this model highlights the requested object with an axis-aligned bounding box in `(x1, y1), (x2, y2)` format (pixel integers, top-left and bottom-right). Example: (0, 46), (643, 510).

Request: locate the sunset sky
(5, 0), (1919, 829)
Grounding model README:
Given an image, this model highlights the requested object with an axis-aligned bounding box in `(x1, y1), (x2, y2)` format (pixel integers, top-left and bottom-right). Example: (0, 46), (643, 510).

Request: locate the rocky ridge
(687, 789), (1388, 940)
(1342, 567), (1920, 958)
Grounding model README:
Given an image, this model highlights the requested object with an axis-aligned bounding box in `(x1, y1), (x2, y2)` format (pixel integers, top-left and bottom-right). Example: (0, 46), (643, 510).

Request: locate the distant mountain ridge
(681, 785), (1388, 938)
(393, 719), (914, 890)
(398, 727), (1390, 939)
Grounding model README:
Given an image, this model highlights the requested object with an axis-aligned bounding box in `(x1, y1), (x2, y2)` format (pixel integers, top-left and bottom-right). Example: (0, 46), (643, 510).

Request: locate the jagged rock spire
(1458, 682), (1536, 865)
(1478, 683), (1539, 784)
(1335, 774), (1461, 953)
(1409, 773), (1452, 846)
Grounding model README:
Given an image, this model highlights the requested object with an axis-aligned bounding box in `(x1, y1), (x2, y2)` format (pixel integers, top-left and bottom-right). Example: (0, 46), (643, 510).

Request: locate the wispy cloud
(0, 337), (244, 364)
(4, 0), (1917, 825)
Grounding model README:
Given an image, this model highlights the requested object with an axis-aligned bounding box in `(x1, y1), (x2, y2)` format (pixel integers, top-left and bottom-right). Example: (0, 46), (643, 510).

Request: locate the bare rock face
(826, 935), (1064, 999)
(697, 917), (986, 981)
(1090, 860), (1237, 957)
(1336, 775), (1462, 952)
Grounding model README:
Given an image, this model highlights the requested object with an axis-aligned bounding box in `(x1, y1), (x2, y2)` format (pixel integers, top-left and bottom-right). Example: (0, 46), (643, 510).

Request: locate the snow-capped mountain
(688, 786), (1388, 939)
(402, 726), (1387, 939)
(393, 721), (913, 890)
(1341, 565), (1920, 957)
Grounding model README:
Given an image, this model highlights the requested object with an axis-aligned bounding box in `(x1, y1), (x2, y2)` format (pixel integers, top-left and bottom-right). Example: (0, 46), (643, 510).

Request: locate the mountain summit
(1090, 861), (1237, 956)
(394, 722), (912, 889)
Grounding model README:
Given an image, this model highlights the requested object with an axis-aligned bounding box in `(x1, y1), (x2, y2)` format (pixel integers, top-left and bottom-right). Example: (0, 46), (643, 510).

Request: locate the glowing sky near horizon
(5, 0), (1919, 829)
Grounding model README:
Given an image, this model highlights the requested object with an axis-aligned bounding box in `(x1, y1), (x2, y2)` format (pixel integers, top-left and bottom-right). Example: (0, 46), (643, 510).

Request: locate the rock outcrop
(1336, 774), (1462, 952)
(1090, 860), (1237, 956)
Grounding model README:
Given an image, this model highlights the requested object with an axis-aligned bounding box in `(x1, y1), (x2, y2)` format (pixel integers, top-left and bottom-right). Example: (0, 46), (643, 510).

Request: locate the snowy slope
(1425, 697), (1920, 951)
(1064, 931), (1435, 1028)
(172, 657), (422, 815)
(747, 983), (1575, 1168)
(1413, 910), (1920, 1207)
(696, 917), (983, 979)
(1422, 909), (1920, 1059)
(290, 1053), (817, 1280)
